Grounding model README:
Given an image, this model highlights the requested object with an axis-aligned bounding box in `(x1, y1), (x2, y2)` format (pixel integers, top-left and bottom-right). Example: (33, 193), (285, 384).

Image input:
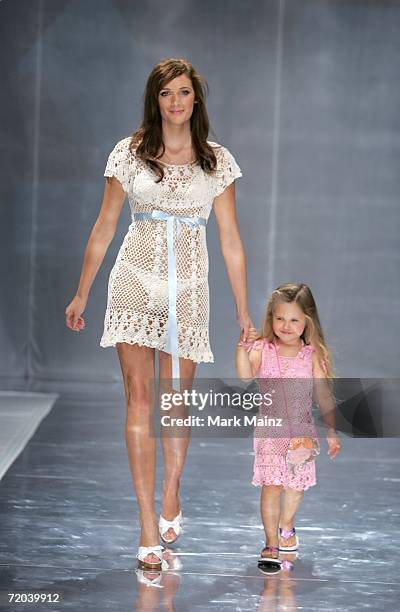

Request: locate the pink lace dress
(251, 339), (318, 491)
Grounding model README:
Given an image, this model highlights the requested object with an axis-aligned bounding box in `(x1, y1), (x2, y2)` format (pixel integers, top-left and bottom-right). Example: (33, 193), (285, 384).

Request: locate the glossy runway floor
(0, 395), (399, 611)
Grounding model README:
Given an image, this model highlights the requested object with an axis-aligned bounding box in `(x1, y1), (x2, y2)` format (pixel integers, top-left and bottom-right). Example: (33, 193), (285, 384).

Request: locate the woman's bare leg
(158, 352), (197, 541)
(260, 485), (282, 555)
(279, 487), (304, 548)
(117, 342), (158, 563)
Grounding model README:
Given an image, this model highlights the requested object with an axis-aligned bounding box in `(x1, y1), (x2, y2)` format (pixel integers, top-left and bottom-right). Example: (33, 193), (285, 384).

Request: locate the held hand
(237, 312), (256, 342)
(238, 327), (260, 348)
(246, 327), (260, 342)
(65, 295), (87, 332)
(327, 433), (341, 459)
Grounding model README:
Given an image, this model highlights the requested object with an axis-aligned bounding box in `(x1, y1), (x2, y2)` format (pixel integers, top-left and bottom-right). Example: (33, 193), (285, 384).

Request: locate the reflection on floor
(0, 395), (399, 611)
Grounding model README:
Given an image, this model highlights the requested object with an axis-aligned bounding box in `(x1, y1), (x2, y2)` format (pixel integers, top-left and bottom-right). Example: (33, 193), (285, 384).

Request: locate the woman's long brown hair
(129, 58), (218, 182)
(261, 283), (335, 380)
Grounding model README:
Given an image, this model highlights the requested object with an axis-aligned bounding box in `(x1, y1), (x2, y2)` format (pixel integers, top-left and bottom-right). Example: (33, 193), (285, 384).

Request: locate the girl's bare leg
(260, 485), (282, 554)
(279, 487), (304, 548)
(159, 352), (197, 540)
(117, 342), (158, 564)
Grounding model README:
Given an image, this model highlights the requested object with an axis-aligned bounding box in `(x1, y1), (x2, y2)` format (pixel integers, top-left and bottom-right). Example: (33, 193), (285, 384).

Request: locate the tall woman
(65, 58), (253, 570)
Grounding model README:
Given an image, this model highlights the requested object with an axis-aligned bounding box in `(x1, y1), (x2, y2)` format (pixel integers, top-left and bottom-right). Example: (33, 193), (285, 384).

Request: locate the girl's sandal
(136, 545), (165, 571)
(159, 511), (183, 544)
(258, 546), (281, 564)
(258, 562), (281, 575)
(278, 527), (299, 552)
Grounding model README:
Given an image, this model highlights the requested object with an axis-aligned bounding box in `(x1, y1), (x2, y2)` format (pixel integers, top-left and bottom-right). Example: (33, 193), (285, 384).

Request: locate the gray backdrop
(1, 0), (399, 397)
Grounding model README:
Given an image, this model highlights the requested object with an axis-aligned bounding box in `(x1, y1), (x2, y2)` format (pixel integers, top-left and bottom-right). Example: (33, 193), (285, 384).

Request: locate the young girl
(236, 283), (341, 565)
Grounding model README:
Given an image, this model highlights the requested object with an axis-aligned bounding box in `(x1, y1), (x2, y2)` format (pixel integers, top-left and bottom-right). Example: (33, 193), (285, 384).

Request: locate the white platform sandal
(135, 569), (164, 587)
(136, 545), (165, 570)
(158, 511), (183, 544)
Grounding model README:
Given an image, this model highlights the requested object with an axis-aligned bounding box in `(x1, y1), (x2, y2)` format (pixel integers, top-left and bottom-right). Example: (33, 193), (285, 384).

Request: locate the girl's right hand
(65, 295), (87, 332)
(238, 326), (260, 346)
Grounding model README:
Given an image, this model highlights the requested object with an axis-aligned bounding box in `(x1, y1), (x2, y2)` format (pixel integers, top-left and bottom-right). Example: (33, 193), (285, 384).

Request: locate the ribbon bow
(133, 210), (207, 389)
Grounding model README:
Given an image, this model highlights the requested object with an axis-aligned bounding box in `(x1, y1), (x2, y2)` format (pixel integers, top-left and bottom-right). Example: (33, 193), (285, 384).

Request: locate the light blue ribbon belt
(133, 210), (207, 389)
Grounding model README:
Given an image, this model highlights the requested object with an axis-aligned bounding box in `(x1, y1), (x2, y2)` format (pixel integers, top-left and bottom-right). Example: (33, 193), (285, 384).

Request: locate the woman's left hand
(327, 433), (341, 459)
(237, 312), (256, 342)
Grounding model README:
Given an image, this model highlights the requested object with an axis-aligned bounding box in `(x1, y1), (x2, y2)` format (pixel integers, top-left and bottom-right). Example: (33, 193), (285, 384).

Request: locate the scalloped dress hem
(99, 335), (214, 364)
(251, 477), (317, 492)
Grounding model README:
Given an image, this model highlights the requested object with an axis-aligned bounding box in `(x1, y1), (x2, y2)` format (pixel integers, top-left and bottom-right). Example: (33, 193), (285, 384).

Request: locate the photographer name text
(161, 415), (283, 427)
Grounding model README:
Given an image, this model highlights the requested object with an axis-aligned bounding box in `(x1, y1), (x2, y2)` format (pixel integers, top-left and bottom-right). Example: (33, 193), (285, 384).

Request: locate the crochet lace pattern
(249, 340), (318, 491)
(100, 137), (242, 364)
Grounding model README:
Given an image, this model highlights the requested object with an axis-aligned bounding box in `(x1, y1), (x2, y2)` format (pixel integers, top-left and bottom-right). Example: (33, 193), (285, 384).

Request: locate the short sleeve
(213, 145), (242, 197)
(302, 344), (315, 357)
(104, 137), (135, 194)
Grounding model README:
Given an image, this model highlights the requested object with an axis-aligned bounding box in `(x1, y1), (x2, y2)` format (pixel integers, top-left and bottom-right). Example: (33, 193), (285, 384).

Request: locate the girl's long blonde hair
(261, 283), (334, 380)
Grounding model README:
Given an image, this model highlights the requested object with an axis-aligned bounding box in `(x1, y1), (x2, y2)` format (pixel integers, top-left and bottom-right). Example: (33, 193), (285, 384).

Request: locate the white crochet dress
(100, 137), (242, 364)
